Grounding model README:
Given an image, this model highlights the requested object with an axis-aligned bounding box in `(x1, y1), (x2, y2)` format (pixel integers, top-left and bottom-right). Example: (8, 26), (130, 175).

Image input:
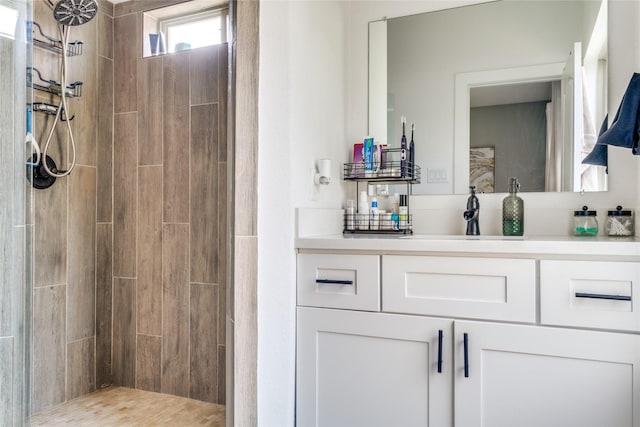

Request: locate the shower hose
(40, 22), (76, 177)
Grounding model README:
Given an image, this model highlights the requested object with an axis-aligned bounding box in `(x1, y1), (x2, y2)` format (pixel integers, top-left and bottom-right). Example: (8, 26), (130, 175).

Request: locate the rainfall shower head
(52, 0), (98, 26)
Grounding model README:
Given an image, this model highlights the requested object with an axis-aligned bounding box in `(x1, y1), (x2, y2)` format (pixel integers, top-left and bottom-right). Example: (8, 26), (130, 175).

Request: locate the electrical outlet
(427, 168), (448, 183)
(375, 184), (389, 196)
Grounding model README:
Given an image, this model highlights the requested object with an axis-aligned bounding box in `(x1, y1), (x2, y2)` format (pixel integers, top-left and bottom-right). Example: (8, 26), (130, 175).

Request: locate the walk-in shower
(23, 0), (231, 424)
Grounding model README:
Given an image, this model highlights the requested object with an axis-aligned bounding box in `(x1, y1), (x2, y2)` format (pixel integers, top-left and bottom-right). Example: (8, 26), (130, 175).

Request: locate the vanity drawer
(540, 260), (640, 331)
(297, 253), (380, 311)
(382, 255), (536, 322)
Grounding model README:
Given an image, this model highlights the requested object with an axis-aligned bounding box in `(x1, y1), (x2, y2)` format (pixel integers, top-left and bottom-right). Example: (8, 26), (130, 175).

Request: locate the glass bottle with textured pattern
(502, 177), (524, 236)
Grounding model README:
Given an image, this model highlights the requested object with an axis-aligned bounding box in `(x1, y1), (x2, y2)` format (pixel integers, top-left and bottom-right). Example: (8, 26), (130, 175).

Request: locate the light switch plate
(427, 168), (448, 183)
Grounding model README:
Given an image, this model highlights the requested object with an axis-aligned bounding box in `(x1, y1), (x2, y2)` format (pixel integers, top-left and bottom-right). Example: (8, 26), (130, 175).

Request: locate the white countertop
(296, 234), (640, 258)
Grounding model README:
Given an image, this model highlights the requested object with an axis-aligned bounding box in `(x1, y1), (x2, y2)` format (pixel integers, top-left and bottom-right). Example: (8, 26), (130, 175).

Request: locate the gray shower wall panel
(112, 4), (227, 404)
(30, 0), (114, 414)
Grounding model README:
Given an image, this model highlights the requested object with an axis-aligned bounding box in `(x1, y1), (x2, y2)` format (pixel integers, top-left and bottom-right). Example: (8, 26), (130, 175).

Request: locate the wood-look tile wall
(30, 0), (113, 414)
(111, 7), (227, 404)
(29, 0), (228, 413)
(233, 0), (260, 424)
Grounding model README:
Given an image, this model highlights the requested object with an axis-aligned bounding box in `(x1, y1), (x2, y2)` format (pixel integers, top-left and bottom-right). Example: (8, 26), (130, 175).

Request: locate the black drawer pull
(315, 279), (353, 285)
(437, 330), (443, 373)
(463, 333), (469, 378)
(575, 292), (631, 302)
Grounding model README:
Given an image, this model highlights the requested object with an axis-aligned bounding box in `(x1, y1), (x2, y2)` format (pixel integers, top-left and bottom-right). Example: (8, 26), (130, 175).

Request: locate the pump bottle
(502, 177), (524, 236)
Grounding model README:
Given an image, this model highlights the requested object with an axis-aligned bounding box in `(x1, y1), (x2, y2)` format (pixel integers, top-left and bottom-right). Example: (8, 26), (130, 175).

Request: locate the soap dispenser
(464, 186), (480, 235)
(502, 177), (524, 236)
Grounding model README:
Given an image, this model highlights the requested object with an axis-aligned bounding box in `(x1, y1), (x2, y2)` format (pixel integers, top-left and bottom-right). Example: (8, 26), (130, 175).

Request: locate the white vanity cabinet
(295, 247), (640, 427)
(296, 307), (452, 427)
(455, 320), (640, 427)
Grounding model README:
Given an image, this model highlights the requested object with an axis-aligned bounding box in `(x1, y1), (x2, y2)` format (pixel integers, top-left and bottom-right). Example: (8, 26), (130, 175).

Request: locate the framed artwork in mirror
(470, 147), (495, 193)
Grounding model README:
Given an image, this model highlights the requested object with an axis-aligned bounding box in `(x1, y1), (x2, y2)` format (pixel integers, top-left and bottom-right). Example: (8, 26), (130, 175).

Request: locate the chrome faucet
(464, 186), (480, 235)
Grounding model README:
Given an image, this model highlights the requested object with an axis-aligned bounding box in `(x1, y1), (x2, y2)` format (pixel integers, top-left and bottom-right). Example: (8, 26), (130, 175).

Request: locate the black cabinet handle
(575, 292), (631, 301)
(463, 333), (469, 378)
(437, 329), (443, 373)
(315, 279), (353, 285)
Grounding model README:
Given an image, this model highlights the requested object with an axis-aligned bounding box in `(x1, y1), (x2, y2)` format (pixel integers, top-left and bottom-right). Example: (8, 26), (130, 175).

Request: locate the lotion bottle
(399, 195), (408, 230)
(370, 197), (379, 230)
(358, 191), (369, 230)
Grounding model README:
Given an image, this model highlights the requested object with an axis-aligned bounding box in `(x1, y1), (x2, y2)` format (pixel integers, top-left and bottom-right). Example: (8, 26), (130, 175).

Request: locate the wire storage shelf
(343, 213), (413, 235)
(343, 161), (420, 182)
(30, 102), (59, 115)
(342, 146), (418, 235)
(28, 21), (84, 57)
(344, 147), (420, 182)
(27, 67), (83, 98)
(29, 102), (74, 121)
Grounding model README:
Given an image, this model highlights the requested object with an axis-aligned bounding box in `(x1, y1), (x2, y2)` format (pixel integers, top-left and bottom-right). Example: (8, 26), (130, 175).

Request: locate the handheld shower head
(35, 0), (97, 185)
(53, 0), (98, 26)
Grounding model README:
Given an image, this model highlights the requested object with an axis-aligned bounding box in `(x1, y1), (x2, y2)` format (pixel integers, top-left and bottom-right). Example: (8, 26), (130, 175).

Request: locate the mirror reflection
(369, 0), (608, 194)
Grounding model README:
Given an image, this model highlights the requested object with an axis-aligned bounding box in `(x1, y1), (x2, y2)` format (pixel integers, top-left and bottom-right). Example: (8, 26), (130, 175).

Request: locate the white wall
(257, 1), (640, 426)
(258, 1), (293, 426)
(258, 1), (348, 426)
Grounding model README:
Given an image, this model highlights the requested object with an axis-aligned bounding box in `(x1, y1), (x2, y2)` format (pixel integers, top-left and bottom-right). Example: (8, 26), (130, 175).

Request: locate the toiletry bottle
(363, 136), (374, 176)
(370, 197), (379, 230)
(345, 200), (356, 231)
(391, 193), (400, 230)
(409, 124), (415, 179)
(358, 191), (369, 230)
(400, 116), (407, 177)
(392, 193), (400, 214)
(502, 177), (524, 236)
(399, 195), (408, 230)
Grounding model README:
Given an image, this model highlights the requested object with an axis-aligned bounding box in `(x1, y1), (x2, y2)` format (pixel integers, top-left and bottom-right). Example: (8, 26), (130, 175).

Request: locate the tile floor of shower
(30, 386), (225, 426)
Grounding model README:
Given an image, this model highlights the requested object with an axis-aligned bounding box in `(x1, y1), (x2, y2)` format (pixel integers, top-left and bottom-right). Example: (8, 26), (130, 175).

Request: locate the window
(0, 4), (18, 40)
(143, 2), (229, 58)
(160, 8), (228, 53)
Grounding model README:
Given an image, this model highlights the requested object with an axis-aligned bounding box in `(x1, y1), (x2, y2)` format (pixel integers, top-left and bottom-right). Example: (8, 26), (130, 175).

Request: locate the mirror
(368, 0), (608, 194)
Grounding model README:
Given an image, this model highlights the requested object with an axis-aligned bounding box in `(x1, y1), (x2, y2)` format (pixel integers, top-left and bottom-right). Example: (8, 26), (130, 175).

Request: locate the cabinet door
(454, 321), (640, 427)
(297, 307), (452, 427)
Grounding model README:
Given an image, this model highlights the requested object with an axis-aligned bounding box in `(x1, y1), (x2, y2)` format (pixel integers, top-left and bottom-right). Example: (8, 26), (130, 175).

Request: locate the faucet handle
(464, 209), (477, 221)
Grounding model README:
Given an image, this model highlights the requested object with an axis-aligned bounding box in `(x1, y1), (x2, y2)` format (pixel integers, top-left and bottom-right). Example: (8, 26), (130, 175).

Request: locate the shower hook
(59, 107), (74, 122)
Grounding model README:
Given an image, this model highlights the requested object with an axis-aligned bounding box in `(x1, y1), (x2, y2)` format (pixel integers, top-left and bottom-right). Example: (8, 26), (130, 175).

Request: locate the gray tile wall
(95, 224), (113, 388)
(111, 8), (228, 404)
(32, 286), (66, 413)
(0, 337), (12, 425)
(30, 0), (113, 414)
(28, 0), (228, 413)
(233, 0), (260, 423)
